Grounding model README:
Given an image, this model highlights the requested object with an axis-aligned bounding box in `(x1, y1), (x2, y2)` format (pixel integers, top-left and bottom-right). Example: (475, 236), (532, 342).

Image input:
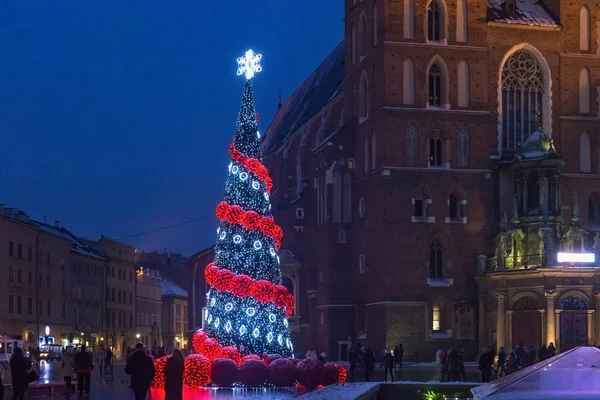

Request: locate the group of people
(437, 347), (467, 382)
(347, 343), (404, 382)
(477, 342), (557, 383)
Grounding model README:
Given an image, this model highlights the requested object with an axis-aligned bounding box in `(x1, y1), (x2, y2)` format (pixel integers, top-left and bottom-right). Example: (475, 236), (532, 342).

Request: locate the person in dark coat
(384, 350), (394, 382)
(125, 343), (155, 400)
(164, 349), (184, 400)
(396, 344), (404, 368)
(9, 347), (32, 400)
(74, 345), (93, 396)
(496, 347), (507, 378)
(363, 348), (375, 382)
(479, 348), (493, 382)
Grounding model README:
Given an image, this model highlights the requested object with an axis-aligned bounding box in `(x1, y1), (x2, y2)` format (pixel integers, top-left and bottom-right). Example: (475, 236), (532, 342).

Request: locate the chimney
(504, 0), (516, 14)
(55, 220), (61, 228)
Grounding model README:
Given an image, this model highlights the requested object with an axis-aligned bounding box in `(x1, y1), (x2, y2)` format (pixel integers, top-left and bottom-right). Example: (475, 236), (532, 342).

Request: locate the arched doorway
(512, 296), (542, 350)
(559, 295), (588, 351)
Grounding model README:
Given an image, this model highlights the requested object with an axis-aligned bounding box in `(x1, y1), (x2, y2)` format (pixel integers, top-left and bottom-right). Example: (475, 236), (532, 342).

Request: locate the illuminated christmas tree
(202, 50), (294, 357)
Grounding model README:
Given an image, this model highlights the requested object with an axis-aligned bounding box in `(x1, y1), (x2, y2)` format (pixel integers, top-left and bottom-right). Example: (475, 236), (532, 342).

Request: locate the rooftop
(487, 0), (559, 27)
(161, 275), (188, 298)
(261, 42), (345, 154)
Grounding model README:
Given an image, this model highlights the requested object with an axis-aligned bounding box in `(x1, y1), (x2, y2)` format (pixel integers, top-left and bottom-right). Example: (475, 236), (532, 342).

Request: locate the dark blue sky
(0, 1), (342, 255)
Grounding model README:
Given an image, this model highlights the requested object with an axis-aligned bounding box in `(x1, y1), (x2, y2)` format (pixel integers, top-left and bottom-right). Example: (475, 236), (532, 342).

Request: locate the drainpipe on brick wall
(35, 233), (41, 347)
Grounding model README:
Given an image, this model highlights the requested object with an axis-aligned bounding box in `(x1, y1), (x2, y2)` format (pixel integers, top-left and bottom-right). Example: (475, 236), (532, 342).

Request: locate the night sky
(0, 1), (342, 255)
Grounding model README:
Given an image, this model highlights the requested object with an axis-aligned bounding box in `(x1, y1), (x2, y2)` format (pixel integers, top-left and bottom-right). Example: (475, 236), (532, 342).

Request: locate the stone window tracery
(429, 241), (444, 279)
(406, 123), (418, 166)
(501, 50), (544, 150)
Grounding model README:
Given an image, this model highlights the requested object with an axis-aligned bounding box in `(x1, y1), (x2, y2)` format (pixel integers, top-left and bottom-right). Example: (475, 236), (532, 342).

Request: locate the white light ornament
(225, 303), (233, 312)
(253, 240), (262, 250)
(239, 325), (247, 335)
(269, 248), (276, 257)
(237, 49), (263, 80)
(263, 192), (269, 201)
(257, 130), (261, 139)
(252, 181), (260, 190)
(225, 321), (232, 333)
(267, 332), (274, 343)
(283, 319), (288, 328)
(278, 334), (283, 346)
(269, 314), (276, 323)
(232, 165), (239, 174)
(208, 314), (213, 324)
(219, 231), (226, 240)
(286, 339), (292, 349)
(246, 307), (256, 317)
(214, 317), (220, 329)
(233, 235), (242, 244)
(253, 328), (260, 338)
(210, 298), (216, 307)
(239, 172), (249, 181)
(228, 163), (232, 172)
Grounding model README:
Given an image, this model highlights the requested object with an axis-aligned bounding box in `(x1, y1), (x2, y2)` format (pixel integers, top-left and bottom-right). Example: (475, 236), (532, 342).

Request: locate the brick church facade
(182, 0), (600, 362)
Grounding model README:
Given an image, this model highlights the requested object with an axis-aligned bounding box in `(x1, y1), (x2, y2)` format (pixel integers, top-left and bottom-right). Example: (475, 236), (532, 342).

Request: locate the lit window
(433, 304), (441, 331)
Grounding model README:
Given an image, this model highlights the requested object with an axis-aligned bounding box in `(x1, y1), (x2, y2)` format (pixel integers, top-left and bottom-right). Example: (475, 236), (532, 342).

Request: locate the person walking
(0, 359), (4, 400)
(384, 350), (394, 382)
(496, 346), (507, 378)
(105, 347), (113, 375)
(479, 348), (490, 382)
(349, 346), (358, 381)
(9, 347), (32, 400)
(74, 345), (93, 396)
(60, 349), (75, 395)
(96, 345), (107, 376)
(164, 349), (184, 400)
(125, 344), (155, 400)
(396, 344), (404, 368)
(364, 347), (375, 382)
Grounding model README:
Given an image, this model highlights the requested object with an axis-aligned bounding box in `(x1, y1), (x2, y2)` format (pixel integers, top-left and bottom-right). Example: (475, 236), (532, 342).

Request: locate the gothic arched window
(589, 193), (600, 228)
(358, 72), (369, 121)
(358, 13), (367, 61)
(432, 303), (441, 331)
(457, 125), (469, 168)
(427, 1), (442, 41)
(449, 193), (459, 219)
(429, 63), (443, 106)
(501, 50), (544, 150)
(406, 123), (418, 166)
(429, 241), (444, 279)
(429, 137), (442, 167)
(580, 132), (591, 173)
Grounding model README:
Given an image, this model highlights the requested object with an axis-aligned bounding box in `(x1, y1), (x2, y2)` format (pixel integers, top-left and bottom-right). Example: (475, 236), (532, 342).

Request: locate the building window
(456, 0), (467, 42)
(27, 247), (32, 261)
(414, 199), (425, 218)
(47, 300), (51, 317)
(359, 198), (365, 217)
(428, 63), (443, 107)
(46, 275), (50, 288)
(17, 296), (22, 314)
(457, 125), (469, 168)
(9, 242), (14, 257)
(296, 208), (305, 220)
(371, 133), (377, 169)
(432, 303), (441, 331)
(359, 72), (370, 122)
(501, 50), (544, 150)
(580, 6), (590, 51)
(38, 299), (43, 317)
(449, 193), (460, 219)
(46, 252), (50, 265)
(457, 60), (469, 108)
(427, 1), (443, 41)
(363, 134), (370, 173)
(28, 271), (32, 285)
(358, 13), (367, 61)
(373, 2), (378, 45)
(130, 292), (133, 305)
(359, 254), (365, 274)
(580, 132), (592, 173)
(404, 0), (414, 39)
(579, 67), (591, 114)
(27, 298), (32, 316)
(429, 138), (442, 167)
(333, 171), (342, 224)
(8, 295), (13, 314)
(9, 268), (13, 282)
(343, 172), (352, 223)
(430, 241), (444, 279)
(17, 244), (22, 259)
(406, 123), (419, 166)
(17, 269), (22, 283)
(62, 302), (67, 318)
(589, 193), (600, 229)
(403, 59), (415, 105)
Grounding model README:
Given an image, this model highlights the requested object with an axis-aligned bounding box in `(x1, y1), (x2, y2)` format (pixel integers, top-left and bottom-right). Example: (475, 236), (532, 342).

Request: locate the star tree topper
(237, 49), (262, 80)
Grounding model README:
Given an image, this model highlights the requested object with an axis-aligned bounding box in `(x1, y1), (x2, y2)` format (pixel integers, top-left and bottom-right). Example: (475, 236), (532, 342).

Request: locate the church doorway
(511, 296), (542, 350)
(559, 296), (588, 351)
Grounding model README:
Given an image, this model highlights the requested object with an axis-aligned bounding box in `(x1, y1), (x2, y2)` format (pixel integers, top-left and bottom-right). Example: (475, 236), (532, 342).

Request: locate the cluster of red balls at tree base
(241, 354), (262, 363)
(335, 364), (347, 383)
(220, 346), (242, 365)
(210, 358), (239, 387)
(321, 363), (341, 386)
(151, 355), (171, 387)
(191, 329), (207, 354)
(201, 338), (223, 361)
(183, 354), (211, 388)
(297, 358), (326, 390)
(238, 359), (268, 386)
(266, 358), (297, 387)
(263, 354), (282, 366)
(203, 264), (295, 316)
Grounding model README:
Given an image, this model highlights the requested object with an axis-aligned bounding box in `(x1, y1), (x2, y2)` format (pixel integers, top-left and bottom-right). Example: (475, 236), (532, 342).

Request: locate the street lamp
(136, 333), (140, 340)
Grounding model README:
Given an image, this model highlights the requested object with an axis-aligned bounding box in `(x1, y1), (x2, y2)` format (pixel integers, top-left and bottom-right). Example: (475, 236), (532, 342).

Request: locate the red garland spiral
(213, 269), (235, 292)
(214, 202), (282, 250)
(229, 144), (273, 192)
(253, 280), (276, 303)
(204, 263), (219, 287)
(231, 274), (255, 298)
(221, 346), (242, 365)
(241, 210), (261, 230)
(274, 285), (289, 309)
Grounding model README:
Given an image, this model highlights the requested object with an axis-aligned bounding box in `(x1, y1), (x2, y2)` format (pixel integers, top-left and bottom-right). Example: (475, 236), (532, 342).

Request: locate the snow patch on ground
(297, 383), (379, 399)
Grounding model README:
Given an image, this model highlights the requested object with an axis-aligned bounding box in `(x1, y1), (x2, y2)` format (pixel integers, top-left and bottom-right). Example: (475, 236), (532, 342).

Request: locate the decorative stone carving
(544, 288), (557, 298)
(593, 289), (600, 299)
(494, 291), (507, 300)
(495, 232), (507, 269)
(542, 227), (555, 265)
(572, 192), (580, 223)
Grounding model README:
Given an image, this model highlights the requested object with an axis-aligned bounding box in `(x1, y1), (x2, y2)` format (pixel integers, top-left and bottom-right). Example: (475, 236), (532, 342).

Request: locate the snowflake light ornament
(237, 49), (263, 80)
